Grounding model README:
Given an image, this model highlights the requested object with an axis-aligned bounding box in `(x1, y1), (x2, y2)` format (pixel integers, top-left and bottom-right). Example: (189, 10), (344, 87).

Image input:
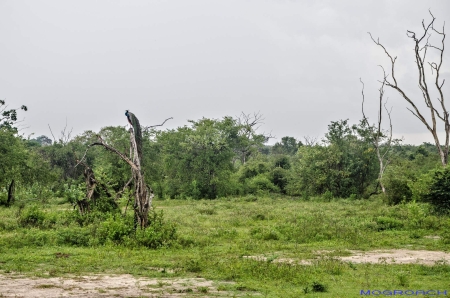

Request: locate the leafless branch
(48, 124), (56, 143)
(237, 111), (265, 132)
(303, 135), (318, 146)
(93, 139), (139, 172)
(60, 118), (73, 144)
(360, 77), (396, 194)
(144, 117), (173, 130)
(370, 10), (448, 166)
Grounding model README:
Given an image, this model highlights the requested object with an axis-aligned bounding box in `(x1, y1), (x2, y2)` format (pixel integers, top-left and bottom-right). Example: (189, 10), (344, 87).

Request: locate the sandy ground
(2, 249), (449, 297)
(243, 249), (450, 266)
(339, 249), (450, 265)
(0, 274), (238, 298)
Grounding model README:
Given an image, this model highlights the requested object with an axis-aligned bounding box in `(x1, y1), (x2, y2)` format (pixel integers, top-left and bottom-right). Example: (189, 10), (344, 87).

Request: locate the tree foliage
(288, 120), (378, 198)
(0, 100), (27, 131)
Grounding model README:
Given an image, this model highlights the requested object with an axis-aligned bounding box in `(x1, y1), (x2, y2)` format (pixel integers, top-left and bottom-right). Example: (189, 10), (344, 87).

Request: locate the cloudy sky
(1, 0), (449, 145)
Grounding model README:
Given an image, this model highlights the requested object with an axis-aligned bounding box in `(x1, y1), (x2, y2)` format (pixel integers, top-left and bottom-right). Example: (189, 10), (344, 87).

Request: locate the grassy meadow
(1, 195), (450, 297)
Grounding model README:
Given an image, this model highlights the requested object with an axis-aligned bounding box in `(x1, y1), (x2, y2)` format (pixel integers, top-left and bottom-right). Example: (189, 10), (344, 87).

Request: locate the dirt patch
(0, 274), (239, 297)
(243, 249), (450, 266)
(339, 249), (450, 265)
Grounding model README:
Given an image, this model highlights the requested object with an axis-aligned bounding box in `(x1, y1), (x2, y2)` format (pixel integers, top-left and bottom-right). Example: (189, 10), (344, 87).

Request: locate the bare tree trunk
(360, 79), (395, 194)
(129, 128), (153, 228)
(80, 132), (153, 228)
(75, 112), (166, 228)
(6, 179), (15, 207)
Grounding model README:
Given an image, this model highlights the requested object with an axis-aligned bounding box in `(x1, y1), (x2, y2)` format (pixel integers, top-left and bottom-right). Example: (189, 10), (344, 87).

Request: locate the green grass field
(1, 195), (449, 297)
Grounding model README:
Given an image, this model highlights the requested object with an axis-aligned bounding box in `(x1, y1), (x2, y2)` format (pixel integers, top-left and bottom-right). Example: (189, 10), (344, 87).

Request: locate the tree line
(1, 105), (447, 213)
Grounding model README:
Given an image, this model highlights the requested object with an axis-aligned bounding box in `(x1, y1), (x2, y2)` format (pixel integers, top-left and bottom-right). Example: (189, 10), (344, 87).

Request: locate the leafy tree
(0, 100), (27, 131)
(425, 168), (450, 213)
(0, 128), (55, 206)
(35, 135), (52, 146)
(158, 118), (237, 199)
(288, 120), (378, 198)
(272, 136), (302, 155)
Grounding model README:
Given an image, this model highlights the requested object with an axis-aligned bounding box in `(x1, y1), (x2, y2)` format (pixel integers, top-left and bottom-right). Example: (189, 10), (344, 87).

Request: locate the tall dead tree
(79, 111), (154, 228)
(369, 10), (448, 166)
(360, 78), (397, 194)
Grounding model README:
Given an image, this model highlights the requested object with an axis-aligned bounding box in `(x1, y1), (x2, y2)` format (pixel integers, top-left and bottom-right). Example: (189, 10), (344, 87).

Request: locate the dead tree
(143, 117), (173, 132)
(48, 118), (73, 145)
(303, 136), (318, 147)
(76, 112), (172, 227)
(360, 78), (397, 194)
(369, 10), (448, 166)
(75, 159), (114, 214)
(77, 112), (153, 228)
(235, 112), (273, 164)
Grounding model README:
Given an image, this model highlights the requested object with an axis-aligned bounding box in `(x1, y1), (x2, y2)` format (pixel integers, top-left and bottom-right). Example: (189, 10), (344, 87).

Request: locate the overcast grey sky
(1, 0), (449, 145)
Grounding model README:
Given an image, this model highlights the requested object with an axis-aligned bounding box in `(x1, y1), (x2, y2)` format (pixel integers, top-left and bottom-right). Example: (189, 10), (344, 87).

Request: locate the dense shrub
(18, 205), (46, 227)
(425, 168), (450, 214)
(63, 183), (85, 206)
(270, 167), (289, 194)
(94, 210), (176, 248)
(136, 210), (177, 248)
(59, 209), (108, 227)
(97, 214), (134, 244)
(409, 170), (434, 202)
(374, 216), (404, 231)
(383, 176), (412, 205)
(57, 227), (91, 246)
(247, 174), (278, 194)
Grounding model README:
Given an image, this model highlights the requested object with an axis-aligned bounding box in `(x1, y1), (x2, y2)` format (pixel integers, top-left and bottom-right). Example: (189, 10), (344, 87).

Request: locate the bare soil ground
(0, 274), (237, 298)
(2, 249), (449, 297)
(243, 249), (450, 266)
(339, 249), (450, 265)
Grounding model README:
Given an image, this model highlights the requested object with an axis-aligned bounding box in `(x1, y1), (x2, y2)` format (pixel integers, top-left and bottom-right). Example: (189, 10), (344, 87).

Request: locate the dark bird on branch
(125, 110), (143, 161)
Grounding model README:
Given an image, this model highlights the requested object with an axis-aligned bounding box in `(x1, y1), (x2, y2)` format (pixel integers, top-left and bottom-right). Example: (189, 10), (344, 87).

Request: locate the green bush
(250, 226), (281, 241)
(59, 210), (108, 227)
(425, 168), (450, 214)
(57, 227), (91, 246)
(24, 229), (54, 246)
(404, 201), (431, 229)
(441, 230), (450, 244)
(247, 174), (278, 194)
(409, 170), (434, 202)
(323, 190), (334, 202)
(18, 205), (46, 228)
(384, 177), (412, 205)
(0, 187), (8, 206)
(97, 214), (134, 244)
(311, 281), (327, 293)
(135, 210), (177, 248)
(270, 167), (289, 194)
(63, 183), (85, 206)
(375, 216), (404, 231)
(17, 183), (54, 203)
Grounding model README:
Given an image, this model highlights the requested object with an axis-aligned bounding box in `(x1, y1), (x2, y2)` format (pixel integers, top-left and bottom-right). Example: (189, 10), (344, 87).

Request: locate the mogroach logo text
(360, 290), (448, 296)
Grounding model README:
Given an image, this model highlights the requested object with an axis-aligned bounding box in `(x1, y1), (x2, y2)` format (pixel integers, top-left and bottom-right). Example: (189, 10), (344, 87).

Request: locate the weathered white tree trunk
(83, 132), (153, 228)
(129, 128), (153, 228)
